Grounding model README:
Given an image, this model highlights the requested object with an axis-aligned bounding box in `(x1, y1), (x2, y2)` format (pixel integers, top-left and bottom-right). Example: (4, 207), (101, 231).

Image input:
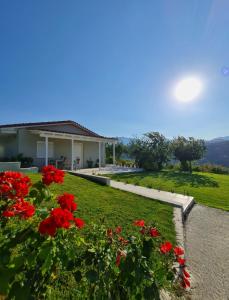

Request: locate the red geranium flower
(0, 171), (31, 199)
(2, 199), (35, 219)
(177, 257), (186, 266)
(57, 193), (77, 212)
(51, 208), (73, 229)
(140, 228), (146, 235)
(74, 218), (85, 229)
(2, 210), (15, 217)
(150, 228), (160, 237)
(115, 226), (122, 234)
(133, 220), (145, 227)
(116, 250), (127, 266)
(41, 165), (65, 186)
(174, 246), (184, 256)
(181, 276), (190, 289)
(118, 236), (129, 245)
(106, 228), (113, 237)
(160, 241), (173, 254)
(39, 217), (57, 236)
(183, 268), (190, 278)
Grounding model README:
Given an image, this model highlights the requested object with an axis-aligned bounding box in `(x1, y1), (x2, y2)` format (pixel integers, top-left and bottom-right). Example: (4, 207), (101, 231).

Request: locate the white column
(45, 136), (48, 166)
(99, 141), (101, 169)
(113, 142), (116, 165)
(71, 139), (74, 170)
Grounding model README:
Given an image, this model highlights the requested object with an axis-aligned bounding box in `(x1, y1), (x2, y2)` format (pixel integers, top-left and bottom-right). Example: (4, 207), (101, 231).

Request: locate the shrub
(0, 167), (189, 298)
(192, 164), (229, 175)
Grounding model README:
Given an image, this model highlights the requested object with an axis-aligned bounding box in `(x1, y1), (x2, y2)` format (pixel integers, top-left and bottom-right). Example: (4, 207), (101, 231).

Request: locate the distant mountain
(201, 139), (229, 167)
(208, 136), (229, 143)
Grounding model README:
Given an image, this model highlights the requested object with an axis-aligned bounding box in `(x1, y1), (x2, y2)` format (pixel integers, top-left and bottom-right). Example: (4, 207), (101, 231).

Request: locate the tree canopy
(171, 136), (206, 172)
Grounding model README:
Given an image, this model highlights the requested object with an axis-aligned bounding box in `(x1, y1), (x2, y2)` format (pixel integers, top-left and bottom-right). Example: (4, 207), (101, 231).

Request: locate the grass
(29, 173), (176, 242)
(107, 170), (229, 211)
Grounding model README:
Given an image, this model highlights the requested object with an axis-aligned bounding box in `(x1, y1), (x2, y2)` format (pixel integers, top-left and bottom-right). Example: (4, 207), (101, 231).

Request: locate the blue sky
(0, 0), (229, 139)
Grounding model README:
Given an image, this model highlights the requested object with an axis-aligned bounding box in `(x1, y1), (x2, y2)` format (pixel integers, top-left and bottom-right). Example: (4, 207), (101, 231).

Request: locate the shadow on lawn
(158, 171), (219, 188)
(111, 171), (219, 188)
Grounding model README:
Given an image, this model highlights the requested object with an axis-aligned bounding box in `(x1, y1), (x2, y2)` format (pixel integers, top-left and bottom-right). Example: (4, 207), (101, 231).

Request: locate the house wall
(16, 129), (106, 169)
(0, 134), (18, 159)
(83, 141), (105, 168)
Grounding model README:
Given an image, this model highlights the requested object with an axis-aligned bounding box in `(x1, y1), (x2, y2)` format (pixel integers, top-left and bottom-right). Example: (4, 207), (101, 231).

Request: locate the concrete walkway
(110, 180), (194, 216)
(185, 205), (229, 300)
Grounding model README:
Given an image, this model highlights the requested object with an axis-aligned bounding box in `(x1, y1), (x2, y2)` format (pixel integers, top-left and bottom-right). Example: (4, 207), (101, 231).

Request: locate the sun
(174, 77), (203, 102)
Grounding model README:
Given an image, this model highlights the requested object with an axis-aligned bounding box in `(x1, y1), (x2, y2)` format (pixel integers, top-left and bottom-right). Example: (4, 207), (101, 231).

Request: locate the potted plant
(87, 158), (93, 168)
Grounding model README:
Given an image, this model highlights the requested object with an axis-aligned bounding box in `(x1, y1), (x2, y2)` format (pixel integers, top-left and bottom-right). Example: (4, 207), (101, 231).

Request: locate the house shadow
(159, 171), (219, 188)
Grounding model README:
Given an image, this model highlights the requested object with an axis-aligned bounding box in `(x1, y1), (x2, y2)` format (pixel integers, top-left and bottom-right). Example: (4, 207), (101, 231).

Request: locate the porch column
(113, 142), (116, 165)
(99, 141), (101, 169)
(45, 136), (48, 166)
(71, 139), (74, 170)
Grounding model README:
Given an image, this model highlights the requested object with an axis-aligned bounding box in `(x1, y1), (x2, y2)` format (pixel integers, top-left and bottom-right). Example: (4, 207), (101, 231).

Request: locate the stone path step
(110, 180), (194, 218)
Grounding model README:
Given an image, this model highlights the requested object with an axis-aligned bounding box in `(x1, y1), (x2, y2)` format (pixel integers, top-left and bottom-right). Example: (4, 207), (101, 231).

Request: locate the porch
(29, 129), (117, 170)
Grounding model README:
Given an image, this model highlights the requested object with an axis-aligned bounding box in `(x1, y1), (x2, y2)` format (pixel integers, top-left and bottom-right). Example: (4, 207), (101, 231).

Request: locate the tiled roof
(0, 120), (115, 139)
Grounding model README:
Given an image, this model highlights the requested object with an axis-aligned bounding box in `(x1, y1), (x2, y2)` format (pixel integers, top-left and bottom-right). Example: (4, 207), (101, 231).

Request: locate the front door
(73, 142), (83, 168)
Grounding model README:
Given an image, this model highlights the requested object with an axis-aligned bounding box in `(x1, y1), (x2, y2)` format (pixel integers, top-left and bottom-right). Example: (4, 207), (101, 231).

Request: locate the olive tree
(128, 132), (171, 171)
(171, 136), (206, 172)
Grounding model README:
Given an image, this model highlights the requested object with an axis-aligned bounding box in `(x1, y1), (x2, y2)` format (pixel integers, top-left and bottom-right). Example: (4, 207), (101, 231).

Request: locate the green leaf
(8, 281), (30, 300)
(74, 270), (82, 282)
(143, 283), (160, 300)
(0, 268), (14, 294)
(86, 270), (98, 283)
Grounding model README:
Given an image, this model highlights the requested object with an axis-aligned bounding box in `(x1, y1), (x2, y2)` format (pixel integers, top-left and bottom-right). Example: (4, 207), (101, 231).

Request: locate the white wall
(0, 134), (18, 158)
(1, 129), (106, 168)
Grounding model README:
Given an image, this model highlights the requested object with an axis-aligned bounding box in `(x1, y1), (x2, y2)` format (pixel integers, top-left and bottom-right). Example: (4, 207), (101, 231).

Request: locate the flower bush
(0, 166), (190, 299)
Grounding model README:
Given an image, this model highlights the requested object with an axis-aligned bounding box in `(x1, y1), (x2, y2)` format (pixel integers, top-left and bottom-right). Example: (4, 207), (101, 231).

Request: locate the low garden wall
(0, 162), (38, 173)
(68, 171), (110, 185)
(0, 161), (21, 171)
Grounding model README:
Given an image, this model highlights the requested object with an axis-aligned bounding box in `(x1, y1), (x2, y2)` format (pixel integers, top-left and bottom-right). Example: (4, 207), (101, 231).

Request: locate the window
(37, 141), (54, 158)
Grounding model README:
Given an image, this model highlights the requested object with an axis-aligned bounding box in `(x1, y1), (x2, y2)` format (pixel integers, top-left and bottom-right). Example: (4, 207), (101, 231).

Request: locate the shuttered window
(36, 141), (54, 158)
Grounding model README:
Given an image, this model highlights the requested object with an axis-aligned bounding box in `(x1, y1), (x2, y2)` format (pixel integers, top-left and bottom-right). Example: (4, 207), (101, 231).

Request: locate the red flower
(51, 208), (73, 229)
(150, 228), (160, 237)
(2, 199), (35, 219)
(2, 210), (15, 217)
(133, 220), (145, 227)
(41, 165), (65, 186)
(181, 276), (190, 289)
(116, 250), (127, 266)
(177, 257), (186, 266)
(174, 246), (184, 256)
(160, 241), (173, 254)
(183, 268), (190, 278)
(0, 171), (31, 199)
(39, 217), (57, 236)
(118, 236), (129, 245)
(116, 254), (121, 266)
(74, 218), (85, 229)
(115, 226), (122, 234)
(140, 228), (146, 235)
(106, 228), (113, 237)
(57, 193), (77, 212)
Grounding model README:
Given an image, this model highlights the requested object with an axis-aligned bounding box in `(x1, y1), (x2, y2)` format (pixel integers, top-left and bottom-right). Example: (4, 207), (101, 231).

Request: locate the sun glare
(174, 77), (203, 102)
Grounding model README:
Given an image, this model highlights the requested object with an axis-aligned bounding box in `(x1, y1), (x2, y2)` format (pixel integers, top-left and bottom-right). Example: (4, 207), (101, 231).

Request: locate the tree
(128, 132), (171, 170)
(106, 142), (127, 163)
(171, 136), (206, 172)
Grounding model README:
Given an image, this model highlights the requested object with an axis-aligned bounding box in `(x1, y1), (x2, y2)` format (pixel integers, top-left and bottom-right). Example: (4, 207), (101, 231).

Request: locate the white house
(0, 120), (117, 170)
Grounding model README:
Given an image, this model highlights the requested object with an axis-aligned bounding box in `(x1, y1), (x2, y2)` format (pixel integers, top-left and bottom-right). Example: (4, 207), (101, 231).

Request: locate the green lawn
(107, 170), (229, 211)
(29, 173), (175, 242)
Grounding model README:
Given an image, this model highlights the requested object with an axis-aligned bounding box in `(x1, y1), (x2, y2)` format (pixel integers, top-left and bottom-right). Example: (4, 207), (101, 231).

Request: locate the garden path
(185, 204), (229, 300)
(110, 180), (194, 216)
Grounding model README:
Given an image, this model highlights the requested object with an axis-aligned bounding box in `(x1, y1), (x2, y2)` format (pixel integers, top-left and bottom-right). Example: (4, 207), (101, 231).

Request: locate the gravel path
(185, 205), (229, 300)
